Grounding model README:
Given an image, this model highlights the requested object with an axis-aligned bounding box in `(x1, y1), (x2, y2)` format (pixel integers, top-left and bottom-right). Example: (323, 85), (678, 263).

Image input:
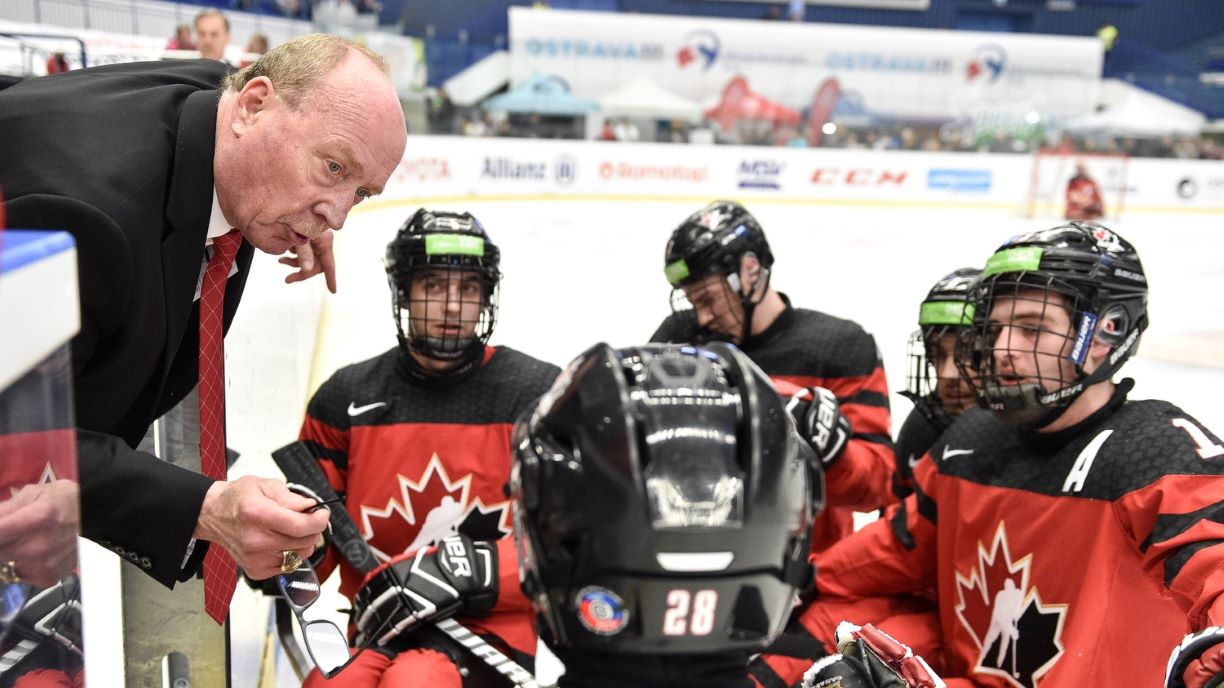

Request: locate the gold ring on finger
(279, 550), (303, 574)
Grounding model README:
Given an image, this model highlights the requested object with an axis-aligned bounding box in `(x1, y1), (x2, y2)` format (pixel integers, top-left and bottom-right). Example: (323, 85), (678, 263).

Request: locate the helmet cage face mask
(398, 261), (499, 360)
(385, 211), (501, 364)
(903, 267), (979, 425)
(955, 223), (1147, 428)
(510, 342), (816, 656)
(957, 275), (1086, 427)
(904, 325), (970, 427)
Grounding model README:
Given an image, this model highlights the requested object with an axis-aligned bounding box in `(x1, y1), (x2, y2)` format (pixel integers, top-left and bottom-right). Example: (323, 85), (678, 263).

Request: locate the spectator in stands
(194, 9), (231, 63)
(1097, 20), (1118, 52)
(245, 33), (269, 56)
(45, 51), (70, 75)
(461, 116), (489, 137)
(899, 126), (919, 150)
(276, 0), (307, 18)
(613, 118), (641, 142)
(427, 87), (456, 134)
(166, 23), (195, 51)
(314, 0), (359, 24)
(239, 33), (269, 69)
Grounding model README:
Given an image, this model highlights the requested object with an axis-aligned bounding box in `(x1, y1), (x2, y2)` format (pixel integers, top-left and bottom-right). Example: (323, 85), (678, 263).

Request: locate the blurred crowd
(227, 0), (380, 20)
(428, 94), (1222, 161)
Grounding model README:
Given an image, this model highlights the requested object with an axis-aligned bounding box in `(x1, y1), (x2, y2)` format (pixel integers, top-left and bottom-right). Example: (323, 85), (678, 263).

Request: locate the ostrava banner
(508, 8), (1103, 126)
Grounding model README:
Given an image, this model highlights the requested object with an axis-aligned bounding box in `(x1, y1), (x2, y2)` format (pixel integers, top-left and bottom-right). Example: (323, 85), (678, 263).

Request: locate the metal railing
(0, 31), (87, 76)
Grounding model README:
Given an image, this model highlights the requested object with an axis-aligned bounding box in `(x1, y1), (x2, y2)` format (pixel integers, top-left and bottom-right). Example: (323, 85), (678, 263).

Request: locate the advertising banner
(382, 136), (1224, 215)
(509, 8), (1103, 127)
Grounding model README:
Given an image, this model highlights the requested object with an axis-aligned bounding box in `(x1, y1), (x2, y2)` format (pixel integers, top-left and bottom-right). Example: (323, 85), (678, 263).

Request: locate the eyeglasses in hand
(277, 560), (369, 679)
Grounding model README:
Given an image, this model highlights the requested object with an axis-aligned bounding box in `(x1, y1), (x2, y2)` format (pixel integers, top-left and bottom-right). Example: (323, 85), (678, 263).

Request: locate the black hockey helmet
(903, 268), (980, 425)
(384, 209), (501, 366)
(956, 221), (1148, 426)
(663, 201), (774, 344)
(510, 342), (819, 657)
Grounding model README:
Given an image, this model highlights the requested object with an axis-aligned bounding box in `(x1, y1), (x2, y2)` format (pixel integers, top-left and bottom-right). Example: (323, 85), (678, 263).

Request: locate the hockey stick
(272, 441), (541, 688)
(272, 441), (380, 573)
(436, 618), (540, 688)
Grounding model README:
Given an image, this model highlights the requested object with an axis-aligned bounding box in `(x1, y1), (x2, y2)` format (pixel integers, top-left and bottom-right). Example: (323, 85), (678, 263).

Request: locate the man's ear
(232, 77), (276, 133)
(739, 253), (771, 302)
(1085, 318), (1120, 374)
(739, 254), (761, 292)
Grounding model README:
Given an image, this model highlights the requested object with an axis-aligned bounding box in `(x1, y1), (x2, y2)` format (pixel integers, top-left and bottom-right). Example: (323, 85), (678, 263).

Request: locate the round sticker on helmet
(575, 586), (629, 636)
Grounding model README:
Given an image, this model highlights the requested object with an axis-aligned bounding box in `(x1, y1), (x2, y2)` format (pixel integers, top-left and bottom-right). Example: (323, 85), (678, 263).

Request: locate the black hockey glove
(788, 386), (852, 467)
(802, 622), (944, 688)
(352, 534), (498, 648)
(1166, 626), (1224, 688)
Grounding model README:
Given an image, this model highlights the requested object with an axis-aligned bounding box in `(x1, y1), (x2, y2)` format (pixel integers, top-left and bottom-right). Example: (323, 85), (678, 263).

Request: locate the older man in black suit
(0, 34), (407, 616)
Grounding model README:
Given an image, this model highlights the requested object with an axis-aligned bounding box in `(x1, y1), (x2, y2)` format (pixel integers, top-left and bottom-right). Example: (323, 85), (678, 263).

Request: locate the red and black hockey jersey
(652, 295), (893, 551)
(1065, 174), (1104, 221)
(813, 384), (1224, 687)
(299, 345), (558, 604)
(892, 394), (950, 502)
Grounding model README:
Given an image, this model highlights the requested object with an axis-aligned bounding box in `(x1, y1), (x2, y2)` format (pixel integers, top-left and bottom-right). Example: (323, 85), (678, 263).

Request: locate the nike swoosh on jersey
(347, 401), (387, 416)
(941, 447), (974, 460)
(907, 453), (921, 469)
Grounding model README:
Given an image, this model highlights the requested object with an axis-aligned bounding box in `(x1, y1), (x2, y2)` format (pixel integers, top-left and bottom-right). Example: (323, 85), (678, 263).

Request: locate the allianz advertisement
(508, 8), (1103, 123)
(381, 136), (1224, 214)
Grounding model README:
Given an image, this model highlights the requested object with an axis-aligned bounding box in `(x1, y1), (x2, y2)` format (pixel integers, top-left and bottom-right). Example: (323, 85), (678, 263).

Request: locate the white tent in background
(598, 76), (704, 122)
(1063, 78), (1205, 137)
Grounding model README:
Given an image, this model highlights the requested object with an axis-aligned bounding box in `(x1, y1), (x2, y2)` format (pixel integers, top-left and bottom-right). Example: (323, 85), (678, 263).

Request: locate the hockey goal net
(1025, 149), (1130, 222)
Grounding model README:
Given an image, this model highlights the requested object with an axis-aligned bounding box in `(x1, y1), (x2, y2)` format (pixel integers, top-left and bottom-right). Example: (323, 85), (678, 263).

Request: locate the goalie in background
(1064, 162), (1106, 221)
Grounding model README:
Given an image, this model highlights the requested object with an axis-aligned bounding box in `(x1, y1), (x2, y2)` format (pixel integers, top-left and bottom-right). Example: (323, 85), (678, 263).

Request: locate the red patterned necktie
(198, 229), (242, 624)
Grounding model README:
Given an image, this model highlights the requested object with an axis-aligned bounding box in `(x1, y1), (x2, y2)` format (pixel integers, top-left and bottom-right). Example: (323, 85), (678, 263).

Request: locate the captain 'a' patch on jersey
(954, 522), (1067, 688)
(358, 453), (512, 561)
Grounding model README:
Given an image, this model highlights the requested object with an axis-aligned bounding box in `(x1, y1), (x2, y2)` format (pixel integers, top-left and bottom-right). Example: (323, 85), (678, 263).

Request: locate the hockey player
(1064, 162), (1105, 221)
(296, 209), (559, 687)
(893, 267), (981, 501)
(747, 269), (981, 685)
(651, 200), (894, 552)
(350, 342), (944, 688)
(805, 222), (1224, 686)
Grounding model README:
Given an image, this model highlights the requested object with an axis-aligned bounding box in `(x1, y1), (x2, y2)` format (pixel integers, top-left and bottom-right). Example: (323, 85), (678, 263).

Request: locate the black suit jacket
(0, 60), (255, 586)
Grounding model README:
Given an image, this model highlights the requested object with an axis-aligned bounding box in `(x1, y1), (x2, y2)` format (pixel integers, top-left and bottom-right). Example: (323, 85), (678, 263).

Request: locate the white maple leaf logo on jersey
(358, 454), (511, 562)
(954, 522), (1067, 688)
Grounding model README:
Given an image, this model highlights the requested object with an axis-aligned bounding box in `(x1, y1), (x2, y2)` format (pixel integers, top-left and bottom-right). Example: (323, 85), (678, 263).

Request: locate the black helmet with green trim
(903, 267), (980, 425)
(663, 201), (774, 343)
(956, 221), (1148, 427)
(385, 208), (501, 367)
(664, 201), (773, 289)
